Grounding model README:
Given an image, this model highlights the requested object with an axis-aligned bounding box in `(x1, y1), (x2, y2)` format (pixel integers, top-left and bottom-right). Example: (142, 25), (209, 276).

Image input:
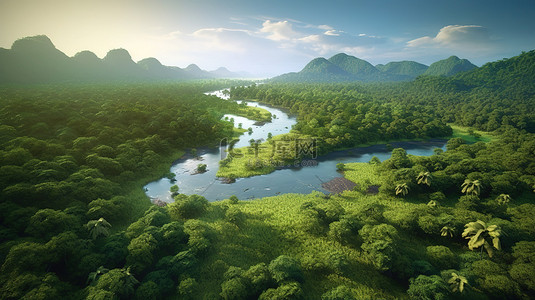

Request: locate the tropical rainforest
(0, 36), (535, 300)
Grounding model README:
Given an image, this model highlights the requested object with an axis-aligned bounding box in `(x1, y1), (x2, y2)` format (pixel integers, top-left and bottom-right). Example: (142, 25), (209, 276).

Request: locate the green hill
(423, 56), (477, 76)
(328, 53), (380, 77)
(272, 54), (410, 82)
(456, 50), (535, 95)
(376, 61), (428, 77)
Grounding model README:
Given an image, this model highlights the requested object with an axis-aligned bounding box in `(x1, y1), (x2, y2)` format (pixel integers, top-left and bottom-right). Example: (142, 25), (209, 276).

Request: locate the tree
(395, 183), (409, 196)
(448, 272), (468, 293)
(417, 171), (431, 186)
(461, 179), (481, 196)
(94, 267), (139, 299)
(462, 220), (501, 257)
(86, 218), (112, 240)
(196, 163), (207, 173)
(170, 184), (179, 196)
(496, 194), (512, 205)
(168, 194), (209, 219)
(268, 255), (303, 283)
(87, 266), (109, 285)
(229, 195), (239, 204)
(440, 226), (455, 238)
(407, 275), (450, 300)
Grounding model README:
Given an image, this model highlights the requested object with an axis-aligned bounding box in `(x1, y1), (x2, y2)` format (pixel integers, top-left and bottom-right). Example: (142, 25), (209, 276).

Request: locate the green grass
(234, 105), (272, 122)
(449, 124), (496, 143)
(217, 133), (314, 178)
(194, 192), (409, 299)
(343, 163), (384, 188)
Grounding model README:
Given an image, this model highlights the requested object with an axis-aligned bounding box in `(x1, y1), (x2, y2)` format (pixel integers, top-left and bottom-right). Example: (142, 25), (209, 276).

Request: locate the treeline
(232, 83), (452, 153)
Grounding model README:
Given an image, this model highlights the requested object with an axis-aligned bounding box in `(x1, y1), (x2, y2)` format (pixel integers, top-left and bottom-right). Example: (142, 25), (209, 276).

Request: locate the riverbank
(216, 134), (448, 180)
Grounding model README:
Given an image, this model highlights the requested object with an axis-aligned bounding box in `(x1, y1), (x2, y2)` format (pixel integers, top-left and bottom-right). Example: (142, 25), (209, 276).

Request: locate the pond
(144, 90), (446, 202)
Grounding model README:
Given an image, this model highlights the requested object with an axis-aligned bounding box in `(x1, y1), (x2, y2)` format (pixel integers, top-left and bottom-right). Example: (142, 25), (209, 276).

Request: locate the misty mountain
(0, 35), (245, 84)
(209, 67), (246, 78)
(423, 56), (477, 76)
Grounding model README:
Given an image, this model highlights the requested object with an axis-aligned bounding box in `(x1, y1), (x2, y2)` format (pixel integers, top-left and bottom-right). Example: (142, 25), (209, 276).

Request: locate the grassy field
(194, 191), (411, 299)
(449, 124), (496, 143)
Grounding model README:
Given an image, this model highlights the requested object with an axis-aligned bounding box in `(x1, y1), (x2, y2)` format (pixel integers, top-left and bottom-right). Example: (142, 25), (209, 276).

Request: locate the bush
(168, 194), (209, 219)
(259, 282), (304, 300)
(269, 255), (303, 283)
(321, 285), (355, 300)
(407, 275), (450, 300)
(426, 245), (457, 270)
(226, 207), (246, 226)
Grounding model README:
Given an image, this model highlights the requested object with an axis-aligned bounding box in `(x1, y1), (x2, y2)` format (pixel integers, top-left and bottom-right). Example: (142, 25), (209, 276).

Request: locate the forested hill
(455, 50), (535, 96)
(412, 50), (535, 97)
(0, 35), (244, 84)
(271, 53), (477, 83)
(375, 61), (429, 77)
(423, 56), (477, 77)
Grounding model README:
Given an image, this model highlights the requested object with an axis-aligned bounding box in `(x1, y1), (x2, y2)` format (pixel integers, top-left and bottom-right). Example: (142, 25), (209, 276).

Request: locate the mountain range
(0, 35), (247, 84)
(271, 53), (477, 83)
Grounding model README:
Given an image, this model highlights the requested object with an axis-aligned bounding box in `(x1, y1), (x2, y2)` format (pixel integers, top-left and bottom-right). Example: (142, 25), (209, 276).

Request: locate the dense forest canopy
(0, 50), (534, 299)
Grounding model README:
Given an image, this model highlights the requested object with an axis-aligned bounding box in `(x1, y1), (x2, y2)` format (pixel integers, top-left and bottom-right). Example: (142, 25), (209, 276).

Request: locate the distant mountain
(272, 53), (412, 82)
(423, 56), (477, 76)
(271, 53), (480, 83)
(137, 57), (186, 79)
(272, 57), (355, 82)
(209, 67), (244, 78)
(376, 61), (428, 77)
(0, 35), (74, 83)
(0, 35), (244, 84)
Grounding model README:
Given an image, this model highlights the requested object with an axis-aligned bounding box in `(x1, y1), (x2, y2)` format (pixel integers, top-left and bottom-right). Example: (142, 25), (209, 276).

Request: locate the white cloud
(318, 24), (333, 30)
(407, 25), (491, 49)
(324, 30), (340, 36)
(260, 20), (299, 41)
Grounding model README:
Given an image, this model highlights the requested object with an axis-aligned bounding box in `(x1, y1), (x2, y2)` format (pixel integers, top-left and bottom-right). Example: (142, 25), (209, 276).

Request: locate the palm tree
(461, 179), (481, 196)
(86, 217), (112, 240)
(416, 171), (431, 186)
(462, 220), (501, 257)
(448, 272), (468, 293)
(441, 226), (455, 238)
(496, 194), (512, 205)
(87, 266), (109, 285)
(427, 200), (438, 207)
(395, 183), (409, 196)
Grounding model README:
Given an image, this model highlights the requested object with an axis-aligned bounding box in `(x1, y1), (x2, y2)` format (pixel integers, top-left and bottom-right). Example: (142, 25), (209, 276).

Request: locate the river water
(144, 90), (446, 202)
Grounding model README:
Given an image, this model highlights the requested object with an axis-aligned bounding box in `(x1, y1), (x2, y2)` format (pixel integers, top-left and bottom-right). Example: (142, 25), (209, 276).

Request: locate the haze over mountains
(272, 53), (478, 82)
(0, 34), (514, 85)
(0, 35), (247, 84)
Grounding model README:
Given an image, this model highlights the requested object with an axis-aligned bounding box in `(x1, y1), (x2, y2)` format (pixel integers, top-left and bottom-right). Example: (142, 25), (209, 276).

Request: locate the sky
(1, 0), (534, 77)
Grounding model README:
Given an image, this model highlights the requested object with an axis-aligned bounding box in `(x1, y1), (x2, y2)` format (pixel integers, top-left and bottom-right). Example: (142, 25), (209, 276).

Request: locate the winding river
(144, 90), (446, 202)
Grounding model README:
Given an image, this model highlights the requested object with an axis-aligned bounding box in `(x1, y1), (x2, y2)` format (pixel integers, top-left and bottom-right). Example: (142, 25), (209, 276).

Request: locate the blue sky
(1, 0), (534, 76)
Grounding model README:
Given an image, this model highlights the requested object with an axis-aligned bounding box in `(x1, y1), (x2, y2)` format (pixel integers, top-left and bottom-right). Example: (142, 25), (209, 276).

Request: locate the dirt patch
(366, 185), (380, 195)
(322, 177), (357, 194)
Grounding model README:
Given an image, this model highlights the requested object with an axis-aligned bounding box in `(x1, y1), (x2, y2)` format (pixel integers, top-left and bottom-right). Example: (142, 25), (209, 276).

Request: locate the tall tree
(461, 179), (481, 196)
(496, 194), (512, 205)
(448, 272), (468, 293)
(86, 218), (112, 240)
(395, 183), (409, 196)
(462, 220), (501, 257)
(416, 171), (431, 186)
